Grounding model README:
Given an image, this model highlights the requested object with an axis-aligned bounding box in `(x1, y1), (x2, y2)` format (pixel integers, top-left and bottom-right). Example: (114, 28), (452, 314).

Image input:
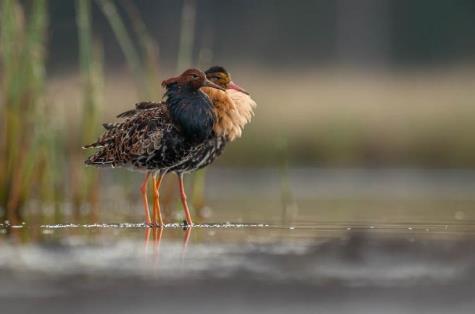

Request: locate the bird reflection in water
(144, 226), (192, 272)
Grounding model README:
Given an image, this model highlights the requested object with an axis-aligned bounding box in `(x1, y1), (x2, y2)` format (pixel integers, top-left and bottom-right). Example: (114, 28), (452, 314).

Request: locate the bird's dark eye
(191, 74), (198, 79)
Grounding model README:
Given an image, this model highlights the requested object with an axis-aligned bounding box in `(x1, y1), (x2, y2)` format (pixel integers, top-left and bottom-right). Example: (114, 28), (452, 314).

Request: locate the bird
(167, 66), (257, 174)
(160, 66), (256, 226)
(83, 68), (224, 226)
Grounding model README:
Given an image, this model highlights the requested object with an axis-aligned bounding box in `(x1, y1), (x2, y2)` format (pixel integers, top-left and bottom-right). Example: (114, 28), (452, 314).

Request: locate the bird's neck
(166, 85), (216, 143)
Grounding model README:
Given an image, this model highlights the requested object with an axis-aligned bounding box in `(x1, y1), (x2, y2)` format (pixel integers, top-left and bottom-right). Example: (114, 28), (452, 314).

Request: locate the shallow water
(2, 169), (475, 314)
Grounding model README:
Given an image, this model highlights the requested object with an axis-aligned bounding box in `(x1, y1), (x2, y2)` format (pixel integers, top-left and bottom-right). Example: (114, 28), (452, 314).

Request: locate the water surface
(2, 169), (475, 314)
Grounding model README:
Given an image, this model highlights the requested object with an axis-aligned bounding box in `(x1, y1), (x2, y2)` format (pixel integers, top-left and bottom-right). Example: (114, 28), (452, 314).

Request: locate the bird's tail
(84, 149), (116, 168)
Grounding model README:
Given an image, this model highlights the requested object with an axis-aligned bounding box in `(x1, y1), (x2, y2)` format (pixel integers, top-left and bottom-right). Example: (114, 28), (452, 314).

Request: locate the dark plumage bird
(83, 68), (224, 226)
(168, 66), (256, 174)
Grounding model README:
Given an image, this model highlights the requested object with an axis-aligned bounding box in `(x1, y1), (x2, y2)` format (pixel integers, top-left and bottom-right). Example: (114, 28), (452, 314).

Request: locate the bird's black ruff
(165, 84), (216, 144)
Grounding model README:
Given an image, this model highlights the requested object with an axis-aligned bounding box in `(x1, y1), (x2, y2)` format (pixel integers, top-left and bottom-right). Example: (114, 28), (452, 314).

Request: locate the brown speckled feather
(83, 101), (189, 170)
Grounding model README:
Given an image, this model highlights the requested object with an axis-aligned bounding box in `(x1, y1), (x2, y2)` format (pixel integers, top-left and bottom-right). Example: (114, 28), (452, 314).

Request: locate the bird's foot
(146, 221), (163, 228)
(182, 219), (193, 229)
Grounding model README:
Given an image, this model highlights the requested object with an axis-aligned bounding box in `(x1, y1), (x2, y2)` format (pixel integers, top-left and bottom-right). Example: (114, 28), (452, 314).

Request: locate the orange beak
(228, 81), (249, 95)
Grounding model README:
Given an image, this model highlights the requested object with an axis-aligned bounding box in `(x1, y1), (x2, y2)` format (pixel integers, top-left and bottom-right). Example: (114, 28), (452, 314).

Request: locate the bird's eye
(191, 74), (198, 79)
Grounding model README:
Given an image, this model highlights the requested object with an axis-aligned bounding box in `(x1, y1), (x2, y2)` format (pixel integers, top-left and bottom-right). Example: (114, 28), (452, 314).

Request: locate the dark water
(2, 169), (475, 314)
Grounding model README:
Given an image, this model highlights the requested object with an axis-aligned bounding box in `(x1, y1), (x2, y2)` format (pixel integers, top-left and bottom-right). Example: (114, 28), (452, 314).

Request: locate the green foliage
(0, 0), (47, 223)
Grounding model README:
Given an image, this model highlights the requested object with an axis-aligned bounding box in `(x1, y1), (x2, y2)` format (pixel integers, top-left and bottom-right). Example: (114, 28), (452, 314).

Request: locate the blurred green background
(1, 0), (475, 224)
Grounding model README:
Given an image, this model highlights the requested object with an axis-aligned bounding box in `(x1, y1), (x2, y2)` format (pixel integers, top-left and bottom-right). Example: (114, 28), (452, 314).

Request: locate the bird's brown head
(205, 66), (249, 95)
(162, 68), (225, 91)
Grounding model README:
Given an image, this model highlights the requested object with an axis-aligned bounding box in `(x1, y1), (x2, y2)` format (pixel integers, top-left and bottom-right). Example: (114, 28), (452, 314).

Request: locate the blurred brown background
(2, 0), (475, 223)
(46, 0), (475, 167)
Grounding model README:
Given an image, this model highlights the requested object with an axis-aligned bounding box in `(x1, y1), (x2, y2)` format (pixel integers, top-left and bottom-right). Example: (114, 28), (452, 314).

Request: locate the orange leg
(152, 173), (164, 227)
(178, 173), (193, 226)
(140, 173), (151, 225)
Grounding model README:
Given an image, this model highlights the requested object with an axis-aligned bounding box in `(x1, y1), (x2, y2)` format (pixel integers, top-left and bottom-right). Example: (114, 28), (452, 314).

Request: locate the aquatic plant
(0, 0), (214, 224)
(0, 0), (48, 223)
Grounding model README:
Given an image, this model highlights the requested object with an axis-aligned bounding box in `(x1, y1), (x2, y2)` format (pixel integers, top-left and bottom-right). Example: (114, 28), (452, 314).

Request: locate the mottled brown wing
(83, 102), (171, 167)
(83, 102), (166, 149)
